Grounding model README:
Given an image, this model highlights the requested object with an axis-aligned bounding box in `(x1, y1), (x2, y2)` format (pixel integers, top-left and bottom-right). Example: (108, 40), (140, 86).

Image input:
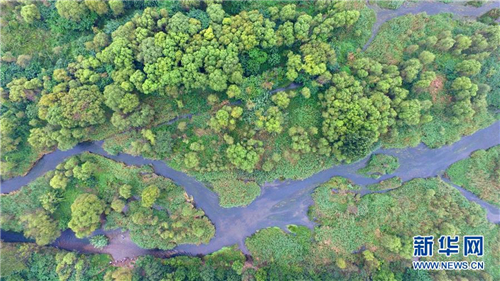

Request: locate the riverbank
(2, 121), (498, 260)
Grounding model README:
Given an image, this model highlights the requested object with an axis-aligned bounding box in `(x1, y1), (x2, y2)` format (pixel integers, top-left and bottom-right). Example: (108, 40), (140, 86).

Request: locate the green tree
(286, 52), (302, 81)
(119, 184), (132, 199)
(301, 87), (311, 98)
(68, 194), (105, 238)
(89, 235), (109, 249)
(0, 111), (23, 155)
(418, 51), (435, 65)
(103, 84), (139, 114)
(226, 142), (262, 173)
(294, 14), (312, 41)
(39, 85), (106, 129)
(40, 191), (63, 214)
(381, 234), (402, 253)
(397, 100), (422, 126)
(137, 37), (163, 65)
(55, 252), (81, 281)
(277, 21), (295, 47)
(73, 162), (95, 181)
(6, 77), (41, 102)
(20, 209), (60, 246)
(209, 107), (240, 131)
(320, 73), (386, 161)
(413, 71), (436, 92)
(437, 37), (455, 51)
(455, 59), (481, 76)
(271, 91), (290, 108)
(288, 126), (315, 153)
(452, 100), (475, 120)
(84, 0), (109, 15)
(340, 134), (373, 160)
(20, 4), (41, 24)
(207, 4), (225, 23)
(142, 129), (156, 145)
(111, 267), (132, 281)
(86, 32), (110, 51)
(373, 266), (396, 281)
(184, 152), (200, 169)
(451, 77), (478, 100)
(28, 127), (57, 151)
(153, 131), (173, 158)
(209, 70), (228, 92)
(300, 41), (336, 76)
(401, 58), (422, 83)
(232, 260), (244, 275)
(50, 173), (69, 189)
(336, 258), (347, 269)
(111, 198), (126, 212)
(141, 185), (160, 208)
(55, 0), (89, 21)
(255, 106), (284, 134)
(280, 4), (297, 21)
(227, 85), (241, 99)
(454, 34), (472, 53)
(109, 0), (124, 16)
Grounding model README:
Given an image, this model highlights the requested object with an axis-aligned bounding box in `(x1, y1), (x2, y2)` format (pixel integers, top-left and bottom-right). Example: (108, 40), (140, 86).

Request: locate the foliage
(319, 72), (393, 162)
(68, 193), (105, 238)
(0, 243), (111, 280)
(211, 178), (261, 208)
(141, 185), (160, 208)
(446, 145), (500, 207)
(1, 3), (499, 279)
(374, 0), (405, 10)
(368, 13), (497, 148)
(357, 154), (400, 178)
(89, 235), (109, 249)
(1, 153), (215, 249)
(367, 176), (402, 191)
(20, 209), (60, 246)
(1, 176), (52, 232)
(321, 176), (362, 191)
(226, 141), (263, 173)
(3, 1), (496, 194)
(308, 177), (500, 280)
(246, 225), (312, 267)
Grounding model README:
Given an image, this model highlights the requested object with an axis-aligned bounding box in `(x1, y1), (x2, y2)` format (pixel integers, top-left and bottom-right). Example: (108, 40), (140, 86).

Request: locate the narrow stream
(1, 1), (499, 261)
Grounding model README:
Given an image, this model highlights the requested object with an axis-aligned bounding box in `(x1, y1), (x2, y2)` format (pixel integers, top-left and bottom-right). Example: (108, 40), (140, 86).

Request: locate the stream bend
(1, 121), (499, 260)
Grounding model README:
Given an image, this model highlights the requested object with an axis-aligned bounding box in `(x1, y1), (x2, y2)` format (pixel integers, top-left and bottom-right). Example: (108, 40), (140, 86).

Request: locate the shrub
(89, 235), (109, 249)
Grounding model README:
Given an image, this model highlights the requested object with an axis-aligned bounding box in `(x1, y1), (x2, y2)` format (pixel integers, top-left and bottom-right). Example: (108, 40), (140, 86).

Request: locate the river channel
(1, 1), (499, 261)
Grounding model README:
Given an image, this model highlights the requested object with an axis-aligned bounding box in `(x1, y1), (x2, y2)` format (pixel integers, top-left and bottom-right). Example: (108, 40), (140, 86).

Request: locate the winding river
(1, 120), (498, 260)
(2, 1), (500, 261)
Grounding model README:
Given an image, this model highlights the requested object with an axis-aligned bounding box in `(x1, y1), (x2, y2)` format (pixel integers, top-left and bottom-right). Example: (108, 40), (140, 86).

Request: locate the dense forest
(1, 0), (499, 280)
(2, 0), (498, 202)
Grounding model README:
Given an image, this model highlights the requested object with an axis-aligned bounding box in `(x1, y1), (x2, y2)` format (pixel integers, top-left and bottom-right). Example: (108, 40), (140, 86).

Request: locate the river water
(2, 121), (498, 260)
(1, 1), (500, 261)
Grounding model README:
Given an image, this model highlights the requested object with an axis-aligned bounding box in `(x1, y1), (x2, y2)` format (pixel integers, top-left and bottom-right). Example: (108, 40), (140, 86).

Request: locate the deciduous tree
(21, 209), (60, 245)
(68, 194), (105, 238)
(20, 4), (40, 24)
(141, 185), (160, 208)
